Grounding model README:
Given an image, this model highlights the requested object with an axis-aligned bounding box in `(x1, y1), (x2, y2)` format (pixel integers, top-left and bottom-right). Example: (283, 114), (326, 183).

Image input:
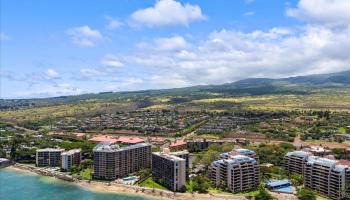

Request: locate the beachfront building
(304, 156), (350, 200)
(61, 149), (82, 171)
(36, 148), (64, 167)
(209, 155), (260, 193)
(170, 150), (189, 179)
(283, 151), (312, 174)
(152, 149), (187, 191)
(93, 142), (151, 180)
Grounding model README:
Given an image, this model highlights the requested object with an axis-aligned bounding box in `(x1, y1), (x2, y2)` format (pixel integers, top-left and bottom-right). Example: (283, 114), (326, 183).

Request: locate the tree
(290, 173), (303, 186)
(138, 169), (151, 180)
(80, 159), (93, 169)
(187, 174), (210, 193)
(297, 188), (316, 200)
(254, 185), (273, 200)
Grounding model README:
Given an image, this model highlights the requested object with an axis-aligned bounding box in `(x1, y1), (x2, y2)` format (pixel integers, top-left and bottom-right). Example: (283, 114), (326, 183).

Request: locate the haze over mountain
(1, 70), (349, 109)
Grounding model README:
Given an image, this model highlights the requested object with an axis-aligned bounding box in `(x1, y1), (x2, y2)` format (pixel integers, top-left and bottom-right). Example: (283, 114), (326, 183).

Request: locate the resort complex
(93, 142), (151, 180)
(209, 149), (260, 193)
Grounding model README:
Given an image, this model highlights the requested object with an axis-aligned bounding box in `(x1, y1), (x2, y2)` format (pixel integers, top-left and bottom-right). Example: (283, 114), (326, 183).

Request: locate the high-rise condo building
(93, 142), (151, 180)
(170, 150), (189, 179)
(152, 149), (187, 191)
(36, 148), (64, 167)
(61, 149), (82, 171)
(304, 156), (350, 200)
(209, 154), (260, 193)
(283, 151), (312, 174)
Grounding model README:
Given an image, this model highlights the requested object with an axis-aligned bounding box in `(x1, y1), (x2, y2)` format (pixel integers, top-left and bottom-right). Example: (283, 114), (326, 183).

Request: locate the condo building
(220, 148), (259, 162)
(170, 150), (189, 179)
(304, 156), (350, 200)
(93, 142), (151, 180)
(283, 151), (312, 174)
(36, 148), (64, 167)
(61, 149), (82, 171)
(152, 149), (187, 191)
(209, 154), (260, 193)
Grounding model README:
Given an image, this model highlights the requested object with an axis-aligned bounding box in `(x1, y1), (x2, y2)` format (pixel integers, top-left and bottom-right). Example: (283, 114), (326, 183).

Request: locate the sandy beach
(6, 165), (250, 200)
(7, 164), (298, 200)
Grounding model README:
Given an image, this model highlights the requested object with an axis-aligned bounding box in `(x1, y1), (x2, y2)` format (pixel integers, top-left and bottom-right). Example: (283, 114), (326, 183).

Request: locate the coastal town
(2, 1), (350, 199)
(1, 109), (350, 200)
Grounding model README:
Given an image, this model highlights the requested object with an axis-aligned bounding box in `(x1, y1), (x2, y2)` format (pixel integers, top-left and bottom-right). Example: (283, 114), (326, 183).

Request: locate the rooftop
(93, 142), (150, 152)
(93, 142), (120, 152)
(116, 136), (144, 144)
(36, 148), (64, 152)
(286, 150), (312, 158)
(61, 149), (81, 155)
(89, 135), (118, 143)
(306, 156), (349, 172)
(226, 155), (256, 165)
(153, 152), (186, 162)
(170, 139), (186, 147)
(234, 148), (256, 155)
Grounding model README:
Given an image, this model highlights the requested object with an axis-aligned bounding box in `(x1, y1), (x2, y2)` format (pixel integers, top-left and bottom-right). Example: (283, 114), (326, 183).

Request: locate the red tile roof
(338, 160), (350, 167)
(116, 136), (144, 144)
(170, 140), (186, 147)
(89, 135), (118, 143)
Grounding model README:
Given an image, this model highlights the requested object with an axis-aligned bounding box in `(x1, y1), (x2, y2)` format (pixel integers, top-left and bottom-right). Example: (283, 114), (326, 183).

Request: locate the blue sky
(1, 0), (350, 98)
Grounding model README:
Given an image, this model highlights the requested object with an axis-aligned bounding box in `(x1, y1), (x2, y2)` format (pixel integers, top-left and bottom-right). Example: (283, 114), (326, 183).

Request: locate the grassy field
(0, 101), (131, 123)
(190, 92), (350, 111)
(1, 88), (350, 127)
(138, 177), (168, 190)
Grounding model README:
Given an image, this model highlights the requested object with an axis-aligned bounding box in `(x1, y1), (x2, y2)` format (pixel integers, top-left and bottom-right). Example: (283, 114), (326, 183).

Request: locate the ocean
(0, 168), (152, 200)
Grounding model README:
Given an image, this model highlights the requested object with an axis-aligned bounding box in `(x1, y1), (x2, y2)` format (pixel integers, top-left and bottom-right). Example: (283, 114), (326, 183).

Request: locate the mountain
(1, 70), (350, 109)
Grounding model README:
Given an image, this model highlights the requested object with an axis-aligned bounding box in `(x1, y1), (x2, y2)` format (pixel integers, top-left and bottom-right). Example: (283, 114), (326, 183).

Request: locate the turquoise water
(0, 168), (152, 200)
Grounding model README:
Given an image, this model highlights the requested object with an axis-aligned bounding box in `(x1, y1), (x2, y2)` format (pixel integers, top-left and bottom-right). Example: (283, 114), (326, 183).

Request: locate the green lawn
(234, 190), (259, 196)
(138, 177), (168, 190)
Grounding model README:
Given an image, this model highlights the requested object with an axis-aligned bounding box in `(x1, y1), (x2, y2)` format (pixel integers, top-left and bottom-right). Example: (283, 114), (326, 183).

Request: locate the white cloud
(66, 26), (103, 47)
(139, 36), (188, 51)
(100, 54), (124, 67)
(13, 83), (83, 98)
(150, 74), (190, 89)
(287, 0), (350, 27)
(154, 36), (188, 51)
(45, 69), (59, 79)
(80, 68), (106, 77)
(130, 0), (206, 27)
(124, 25), (350, 87)
(105, 16), (123, 30)
(243, 11), (255, 16)
(105, 77), (144, 91)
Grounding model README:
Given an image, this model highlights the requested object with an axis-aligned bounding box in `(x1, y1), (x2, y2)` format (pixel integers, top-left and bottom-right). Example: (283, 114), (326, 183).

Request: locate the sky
(1, 0), (350, 99)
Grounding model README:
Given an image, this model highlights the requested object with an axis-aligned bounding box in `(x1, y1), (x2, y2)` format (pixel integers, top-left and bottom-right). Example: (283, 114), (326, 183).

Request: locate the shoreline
(5, 164), (248, 200)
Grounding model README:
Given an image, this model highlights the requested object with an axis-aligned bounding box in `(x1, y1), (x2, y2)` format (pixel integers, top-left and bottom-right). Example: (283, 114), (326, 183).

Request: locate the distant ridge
(1, 70), (349, 108)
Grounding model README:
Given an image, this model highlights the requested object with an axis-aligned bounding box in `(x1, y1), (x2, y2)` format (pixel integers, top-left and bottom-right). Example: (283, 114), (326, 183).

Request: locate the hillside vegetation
(1, 71), (350, 125)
